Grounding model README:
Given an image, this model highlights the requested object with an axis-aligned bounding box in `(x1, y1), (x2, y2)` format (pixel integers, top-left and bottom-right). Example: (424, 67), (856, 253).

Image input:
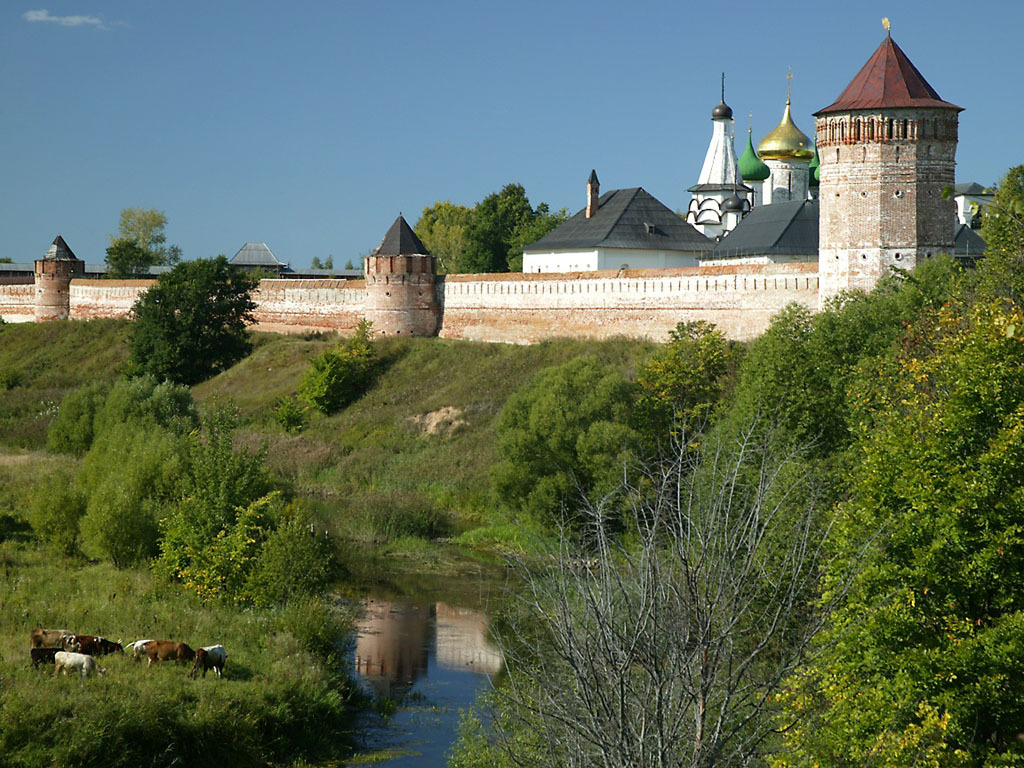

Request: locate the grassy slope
(0, 319), (130, 449)
(194, 334), (657, 538)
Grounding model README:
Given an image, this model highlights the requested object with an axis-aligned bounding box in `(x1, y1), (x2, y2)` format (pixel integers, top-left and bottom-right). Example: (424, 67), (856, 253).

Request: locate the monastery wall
(70, 279), (154, 320)
(0, 280), (36, 323)
(438, 263), (818, 343)
(6, 266), (819, 342)
(251, 279), (366, 334)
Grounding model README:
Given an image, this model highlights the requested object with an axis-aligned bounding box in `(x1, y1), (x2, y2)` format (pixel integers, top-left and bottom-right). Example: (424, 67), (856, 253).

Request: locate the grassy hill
(0, 320), (658, 543)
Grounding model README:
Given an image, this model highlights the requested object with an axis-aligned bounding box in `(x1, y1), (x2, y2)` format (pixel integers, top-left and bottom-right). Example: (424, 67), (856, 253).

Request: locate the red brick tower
(815, 33), (961, 305)
(363, 215), (439, 336)
(34, 235), (84, 321)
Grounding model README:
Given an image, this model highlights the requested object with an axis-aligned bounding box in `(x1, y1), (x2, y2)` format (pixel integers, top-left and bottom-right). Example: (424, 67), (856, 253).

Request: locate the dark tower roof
(372, 215), (430, 256)
(816, 35), (961, 115)
(588, 169), (599, 185)
(42, 235), (79, 261)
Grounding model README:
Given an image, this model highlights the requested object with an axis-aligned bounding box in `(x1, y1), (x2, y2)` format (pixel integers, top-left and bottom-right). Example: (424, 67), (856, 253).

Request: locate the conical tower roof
(815, 34), (961, 115)
(738, 129), (770, 182)
(372, 215), (430, 257)
(42, 235), (79, 261)
(759, 99), (814, 162)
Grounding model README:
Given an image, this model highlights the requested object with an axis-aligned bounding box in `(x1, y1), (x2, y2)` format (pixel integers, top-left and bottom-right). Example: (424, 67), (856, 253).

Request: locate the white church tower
(686, 75), (749, 239)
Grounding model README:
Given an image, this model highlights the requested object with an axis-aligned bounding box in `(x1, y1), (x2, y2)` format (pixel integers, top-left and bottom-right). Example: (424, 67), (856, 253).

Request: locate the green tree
(27, 470), (86, 556)
(47, 382), (112, 456)
(775, 298), (1024, 767)
(415, 200), (473, 273)
(492, 356), (638, 528)
(128, 256), (258, 386)
(105, 207), (182, 277)
(310, 256), (334, 269)
(635, 321), (732, 441)
(462, 184), (565, 273)
(978, 165), (1024, 303)
(298, 319), (377, 414)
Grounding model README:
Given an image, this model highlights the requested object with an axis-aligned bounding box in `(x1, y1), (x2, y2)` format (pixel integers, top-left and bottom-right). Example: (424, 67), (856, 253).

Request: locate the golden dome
(757, 100), (814, 162)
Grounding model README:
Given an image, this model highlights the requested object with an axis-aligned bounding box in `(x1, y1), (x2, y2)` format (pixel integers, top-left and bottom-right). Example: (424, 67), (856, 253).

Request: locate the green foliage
(776, 299), (1024, 767)
(310, 255), (333, 269)
(415, 200), (473, 273)
(461, 184), (566, 273)
(46, 381), (111, 455)
(26, 469), (86, 556)
(978, 165), (1024, 303)
(359, 489), (451, 541)
(104, 238), (152, 278)
(635, 320), (733, 440)
(247, 511), (338, 607)
(729, 257), (962, 458)
(108, 206), (182, 269)
(78, 422), (188, 566)
(492, 356), (638, 527)
(128, 256), (258, 385)
(273, 394), (307, 432)
(94, 374), (199, 436)
(298, 320), (377, 414)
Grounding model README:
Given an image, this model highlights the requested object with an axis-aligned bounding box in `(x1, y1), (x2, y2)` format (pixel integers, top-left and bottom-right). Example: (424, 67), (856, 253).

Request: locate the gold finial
(786, 66), (793, 105)
(882, 16), (891, 33)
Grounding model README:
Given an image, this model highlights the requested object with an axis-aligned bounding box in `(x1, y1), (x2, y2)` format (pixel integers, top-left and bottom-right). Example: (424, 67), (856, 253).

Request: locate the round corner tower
(34, 235), (84, 321)
(815, 33), (961, 306)
(363, 215), (440, 336)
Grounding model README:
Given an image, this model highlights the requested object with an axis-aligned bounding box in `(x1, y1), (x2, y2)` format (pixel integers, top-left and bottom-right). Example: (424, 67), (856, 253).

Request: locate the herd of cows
(28, 628), (226, 679)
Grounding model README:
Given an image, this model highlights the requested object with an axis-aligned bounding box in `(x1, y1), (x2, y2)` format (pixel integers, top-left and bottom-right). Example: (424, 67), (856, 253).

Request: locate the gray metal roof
(372, 215), (430, 256)
(524, 187), (712, 252)
(43, 235), (79, 261)
(710, 200), (819, 259)
(954, 182), (992, 196)
(954, 224), (987, 256)
(230, 242), (286, 267)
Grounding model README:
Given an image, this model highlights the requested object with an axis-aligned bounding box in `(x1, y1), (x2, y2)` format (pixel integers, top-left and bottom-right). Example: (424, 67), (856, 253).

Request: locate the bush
(274, 395), (307, 432)
(47, 381), (111, 455)
(361, 490), (451, 541)
(248, 512), (338, 607)
(298, 320), (377, 414)
(94, 375), (199, 437)
(27, 471), (87, 555)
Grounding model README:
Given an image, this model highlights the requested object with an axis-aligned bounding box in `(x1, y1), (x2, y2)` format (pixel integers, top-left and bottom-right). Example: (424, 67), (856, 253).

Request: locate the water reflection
(354, 598), (502, 698)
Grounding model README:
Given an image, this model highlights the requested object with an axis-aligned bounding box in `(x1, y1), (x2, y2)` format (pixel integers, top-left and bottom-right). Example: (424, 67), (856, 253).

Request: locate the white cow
(54, 651), (105, 678)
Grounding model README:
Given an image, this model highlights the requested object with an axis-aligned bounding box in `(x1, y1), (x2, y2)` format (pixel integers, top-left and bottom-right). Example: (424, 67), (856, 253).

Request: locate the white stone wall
(523, 248), (703, 273)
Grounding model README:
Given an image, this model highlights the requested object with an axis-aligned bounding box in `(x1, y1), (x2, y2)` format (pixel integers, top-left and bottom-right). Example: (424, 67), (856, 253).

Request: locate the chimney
(586, 169), (600, 218)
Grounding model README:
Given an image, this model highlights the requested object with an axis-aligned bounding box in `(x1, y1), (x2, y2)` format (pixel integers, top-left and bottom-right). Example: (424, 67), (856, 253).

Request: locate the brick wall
(252, 279), (367, 333)
(0, 282), (35, 323)
(70, 279), (154, 319)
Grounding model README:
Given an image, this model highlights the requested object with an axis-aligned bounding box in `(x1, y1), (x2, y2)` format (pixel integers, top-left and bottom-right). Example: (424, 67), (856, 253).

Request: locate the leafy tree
(128, 256), (258, 386)
(635, 321), (733, 441)
(978, 165), (1024, 303)
(27, 470), (86, 556)
(776, 298), (1024, 767)
(246, 509), (337, 607)
(415, 200), (473, 273)
(492, 356), (638, 528)
(93, 375), (198, 437)
(310, 256), (334, 269)
(105, 207), (182, 277)
(462, 184), (566, 273)
(47, 382), (112, 456)
(298, 319), (377, 414)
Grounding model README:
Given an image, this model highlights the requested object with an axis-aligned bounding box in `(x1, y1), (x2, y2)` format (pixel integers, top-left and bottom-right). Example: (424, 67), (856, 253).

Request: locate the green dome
(738, 131), (770, 182)
(808, 142), (821, 187)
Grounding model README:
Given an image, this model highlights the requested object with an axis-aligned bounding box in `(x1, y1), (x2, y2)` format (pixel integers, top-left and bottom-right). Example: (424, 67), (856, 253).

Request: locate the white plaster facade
(522, 247), (701, 273)
(763, 159), (810, 204)
(686, 109), (745, 239)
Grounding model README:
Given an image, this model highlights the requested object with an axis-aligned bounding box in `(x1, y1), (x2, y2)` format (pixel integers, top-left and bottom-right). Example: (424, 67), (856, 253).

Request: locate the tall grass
(0, 542), (363, 768)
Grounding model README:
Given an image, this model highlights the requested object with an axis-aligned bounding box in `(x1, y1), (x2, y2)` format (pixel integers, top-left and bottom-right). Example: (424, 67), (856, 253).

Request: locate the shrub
(362, 490), (451, 541)
(247, 511), (338, 607)
(27, 471), (87, 555)
(46, 381), (110, 455)
(93, 375), (199, 437)
(274, 394), (307, 433)
(298, 320), (377, 414)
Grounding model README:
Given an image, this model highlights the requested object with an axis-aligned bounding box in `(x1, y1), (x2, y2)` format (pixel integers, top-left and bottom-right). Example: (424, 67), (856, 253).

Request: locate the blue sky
(1, 1), (1019, 268)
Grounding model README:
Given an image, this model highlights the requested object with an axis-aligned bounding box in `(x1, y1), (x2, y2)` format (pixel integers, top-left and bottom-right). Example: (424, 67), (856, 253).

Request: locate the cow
(127, 639), (154, 662)
(29, 628), (73, 649)
(30, 647), (60, 668)
(54, 651), (105, 678)
(145, 641), (195, 666)
(69, 635), (124, 656)
(190, 645), (226, 679)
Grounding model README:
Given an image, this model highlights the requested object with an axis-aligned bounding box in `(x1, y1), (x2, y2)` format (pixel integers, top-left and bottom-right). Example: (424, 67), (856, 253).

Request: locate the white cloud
(23, 9), (105, 28)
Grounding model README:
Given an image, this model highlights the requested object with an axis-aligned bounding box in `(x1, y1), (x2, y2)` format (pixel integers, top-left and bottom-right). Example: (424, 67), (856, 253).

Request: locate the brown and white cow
(145, 641), (195, 666)
(29, 628), (73, 649)
(68, 635), (124, 656)
(190, 645), (226, 679)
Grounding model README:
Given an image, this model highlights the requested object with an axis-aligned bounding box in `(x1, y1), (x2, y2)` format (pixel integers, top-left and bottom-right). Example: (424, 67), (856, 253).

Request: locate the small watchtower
(815, 28), (961, 304)
(363, 215), (439, 336)
(34, 235), (84, 321)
